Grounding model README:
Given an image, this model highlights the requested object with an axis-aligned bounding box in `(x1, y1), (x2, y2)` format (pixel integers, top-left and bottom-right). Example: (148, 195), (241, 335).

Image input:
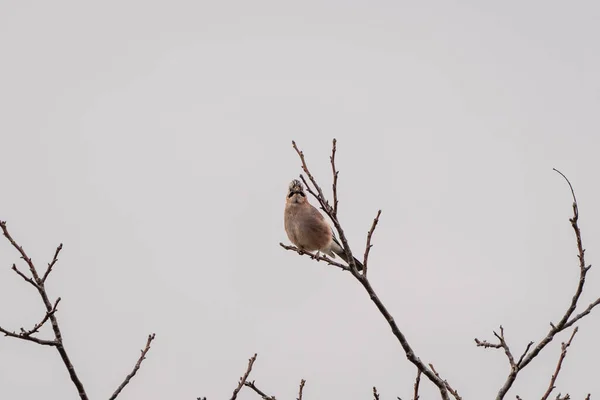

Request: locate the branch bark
(541, 327), (578, 400)
(244, 380), (276, 400)
(413, 369), (422, 400)
(108, 333), (156, 400)
(0, 221), (89, 400)
(475, 170), (600, 400)
(297, 379), (306, 400)
(230, 353), (257, 400)
(285, 140), (455, 400)
(0, 220), (155, 400)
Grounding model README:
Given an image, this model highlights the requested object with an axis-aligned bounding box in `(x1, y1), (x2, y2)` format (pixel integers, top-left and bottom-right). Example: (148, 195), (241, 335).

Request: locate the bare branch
(20, 297), (61, 337)
(494, 326), (516, 369)
(108, 333), (156, 400)
(373, 386), (380, 400)
(0, 220), (89, 400)
(413, 369), (422, 400)
(553, 169), (577, 206)
(562, 297), (600, 329)
(330, 138), (339, 216)
(230, 353), (257, 400)
(244, 380), (276, 400)
(0, 325), (58, 346)
(548, 170), (591, 330)
(541, 327), (578, 400)
(291, 141), (329, 209)
(299, 174), (322, 206)
(361, 268), (453, 400)
(474, 337), (503, 349)
(476, 171), (599, 400)
(429, 363), (462, 400)
(42, 243), (63, 283)
(1, 221), (45, 287)
(363, 210), (382, 276)
(297, 379), (306, 400)
(357, 267), (451, 399)
(516, 341), (534, 367)
(279, 243), (349, 271)
(11, 263), (37, 287)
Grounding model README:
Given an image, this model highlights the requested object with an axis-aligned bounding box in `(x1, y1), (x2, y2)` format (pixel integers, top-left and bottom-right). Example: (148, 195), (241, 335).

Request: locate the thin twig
(373, 386), (380, 400)
(298, 175), (321, 207)
(11, 263), (37, 287)
(20, 297), (61, 337)
(429, 363), (462, 400)
(279, 243), (349, 271)
(230, 353), (257, 400)
(553, 169), (577, 204)
(330, 138), (339, 216)
(475, 326), (517, 371)
(516, 341), (534, 367)
(244, 380), (276, 400)
(0, 325), (58, 346)
(42, 243), (63, 283)
(291, 141), (329, 208)
(108, 333), (156, 400)
(363, 210), (382, 276)
(541, 327), (578, 400)
(494, 326), (516, 370)
(413, 369), (422, 400)
(474, 338), (502, 349)
(297, 379), (306, 400)
(562, 297), (600, 329)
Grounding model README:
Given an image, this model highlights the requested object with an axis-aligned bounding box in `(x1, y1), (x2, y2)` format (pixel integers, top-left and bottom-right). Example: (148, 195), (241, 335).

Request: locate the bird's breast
(284, 206), (332, 252)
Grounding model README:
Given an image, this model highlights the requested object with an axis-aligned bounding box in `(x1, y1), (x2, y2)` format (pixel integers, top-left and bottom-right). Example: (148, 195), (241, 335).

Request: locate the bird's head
(287, 179), (307, 205)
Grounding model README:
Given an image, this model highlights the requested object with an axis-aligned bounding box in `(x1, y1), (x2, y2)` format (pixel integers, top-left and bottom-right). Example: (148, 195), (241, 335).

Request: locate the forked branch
(475, 169), (600, 399)
(0, 220), (155, 400)
(230, 353), (257, 400)
(284, 140), (454, 400)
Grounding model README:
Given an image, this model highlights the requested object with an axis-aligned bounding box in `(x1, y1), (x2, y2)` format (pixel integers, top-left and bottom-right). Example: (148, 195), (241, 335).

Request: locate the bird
(284, 179), (364, 271)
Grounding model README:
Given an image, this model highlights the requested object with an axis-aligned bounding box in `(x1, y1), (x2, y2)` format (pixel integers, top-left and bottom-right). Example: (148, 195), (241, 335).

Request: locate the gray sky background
(1, 1), (600, 399)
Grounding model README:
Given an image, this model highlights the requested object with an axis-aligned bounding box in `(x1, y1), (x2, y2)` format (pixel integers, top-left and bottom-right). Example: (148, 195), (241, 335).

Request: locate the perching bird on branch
(284, 179), (364, 271)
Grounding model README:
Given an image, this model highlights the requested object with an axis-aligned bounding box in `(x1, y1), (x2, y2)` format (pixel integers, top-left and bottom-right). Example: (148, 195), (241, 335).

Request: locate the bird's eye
(287, 192), (294, 198)
(299, 192), (305, 197)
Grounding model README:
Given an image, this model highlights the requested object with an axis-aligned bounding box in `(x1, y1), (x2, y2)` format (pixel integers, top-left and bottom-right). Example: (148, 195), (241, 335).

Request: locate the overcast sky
(1, 1), (600, 399)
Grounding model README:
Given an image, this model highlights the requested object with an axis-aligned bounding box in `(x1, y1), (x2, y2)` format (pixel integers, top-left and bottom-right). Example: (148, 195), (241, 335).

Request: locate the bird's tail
(333, 248), (364, 271)
(330, 233), (364, 271)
